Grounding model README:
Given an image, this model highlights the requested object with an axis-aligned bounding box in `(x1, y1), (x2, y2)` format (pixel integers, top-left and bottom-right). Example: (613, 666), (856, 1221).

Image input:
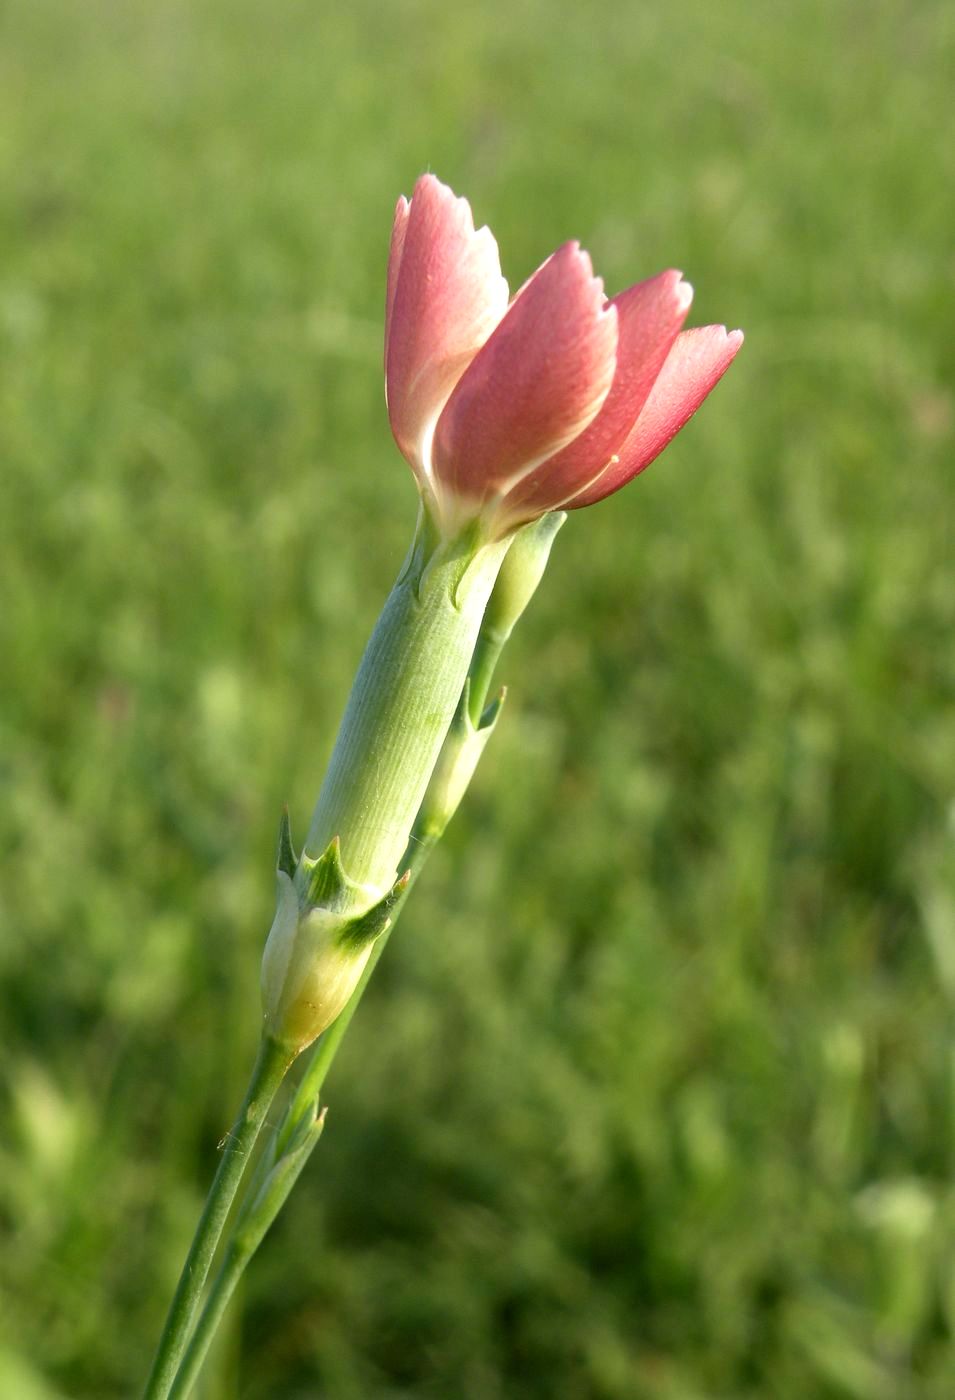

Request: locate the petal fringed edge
(432, 242), (618, 508)
(566, 325), (744, 508)
(385, 175), (509, 477)
(500, 269), (692, 525)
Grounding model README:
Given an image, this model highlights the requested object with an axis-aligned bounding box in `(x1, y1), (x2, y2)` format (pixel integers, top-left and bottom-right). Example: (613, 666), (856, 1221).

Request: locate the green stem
(157, 513), (564, 1397)
(169, 1105), (327, 1400)
(281, 932), (388, 1146)
(142, 1036), (292, 1400)
(165, 1239), (250, 1400)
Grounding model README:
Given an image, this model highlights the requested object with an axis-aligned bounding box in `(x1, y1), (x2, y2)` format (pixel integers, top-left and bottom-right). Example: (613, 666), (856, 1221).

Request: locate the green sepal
(276, 806), (298, 881)
(338, 868), (411, 953)
(279, 1098), (326, 1163)
(454, 677), (507, 739)
(234, 1103), (328, 1252)
(477, 682), (507, 733)
(299, 835), (369, 913)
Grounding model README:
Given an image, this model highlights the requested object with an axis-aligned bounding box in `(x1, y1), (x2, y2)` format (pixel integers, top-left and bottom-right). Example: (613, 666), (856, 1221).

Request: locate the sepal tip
(276, 805), (298, 880)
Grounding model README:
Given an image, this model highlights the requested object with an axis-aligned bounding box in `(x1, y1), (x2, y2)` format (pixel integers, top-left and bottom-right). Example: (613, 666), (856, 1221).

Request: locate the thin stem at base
(141, 1035), (292, 1400)
(169, 1102), (326, 1400)
(170, 830), (440, 1396)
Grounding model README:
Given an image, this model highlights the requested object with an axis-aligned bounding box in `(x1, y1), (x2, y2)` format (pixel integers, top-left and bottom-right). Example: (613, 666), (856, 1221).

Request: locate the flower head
(385, 174), (743, 538)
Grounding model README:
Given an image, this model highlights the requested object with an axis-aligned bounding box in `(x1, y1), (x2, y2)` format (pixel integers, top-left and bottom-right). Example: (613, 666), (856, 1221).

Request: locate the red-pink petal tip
(565, 322), (744, 509)
(385, 175), (509, 476)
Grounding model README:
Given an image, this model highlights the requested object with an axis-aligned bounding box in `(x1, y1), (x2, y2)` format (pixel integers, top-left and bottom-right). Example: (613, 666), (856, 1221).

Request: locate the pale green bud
(260, 873), (376, 1055)
(467, 511), (565, 723)
(481, 511), (566, 647)
(415, 680), (505, 842)
(261, 822), (408, 1057)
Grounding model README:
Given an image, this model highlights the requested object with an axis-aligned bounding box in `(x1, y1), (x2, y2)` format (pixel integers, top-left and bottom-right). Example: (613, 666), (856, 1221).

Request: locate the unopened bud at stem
(261, 822), (408, 1057)
(413, 679), (505, 844)
(468, 511), (565, 720)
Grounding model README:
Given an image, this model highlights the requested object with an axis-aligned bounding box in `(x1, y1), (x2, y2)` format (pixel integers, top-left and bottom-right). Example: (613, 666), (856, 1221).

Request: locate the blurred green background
(1, 0), (953, 1395)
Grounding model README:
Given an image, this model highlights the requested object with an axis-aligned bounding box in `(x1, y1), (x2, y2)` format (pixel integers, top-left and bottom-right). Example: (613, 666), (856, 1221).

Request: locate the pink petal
(385, 175), (509, 471)
(433, 242), (618, 504)
(566, 325), (744, 508)
(500, 269), (693, 522)
(384, 195), (409, 370)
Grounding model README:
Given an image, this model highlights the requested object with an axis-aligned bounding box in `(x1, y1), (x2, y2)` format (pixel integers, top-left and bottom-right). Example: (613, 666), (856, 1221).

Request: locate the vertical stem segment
(142, 1036), (292, 1400)
(168, 1105), (327, 1400)
(153, 513), (565, 1398)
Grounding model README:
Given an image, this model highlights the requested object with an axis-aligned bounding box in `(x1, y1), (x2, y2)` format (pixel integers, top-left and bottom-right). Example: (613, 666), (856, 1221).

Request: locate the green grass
(1, 0), (953, 1394)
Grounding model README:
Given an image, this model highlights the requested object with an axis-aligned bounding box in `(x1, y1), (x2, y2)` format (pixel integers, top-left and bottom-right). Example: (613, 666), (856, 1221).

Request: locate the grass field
(1, 0), (954, 1395)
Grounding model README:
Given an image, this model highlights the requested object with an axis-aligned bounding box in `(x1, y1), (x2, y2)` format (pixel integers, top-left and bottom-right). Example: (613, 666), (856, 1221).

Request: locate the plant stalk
(168, 1104), (327, 1400)
(141, 1035), (292, 1400)
(150, 513), (564, 1397)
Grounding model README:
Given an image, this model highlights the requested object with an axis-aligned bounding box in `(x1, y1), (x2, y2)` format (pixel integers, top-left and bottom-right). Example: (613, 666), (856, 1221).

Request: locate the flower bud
(260, 873), (374, 1055)
(261, 825), (407, 1056)
(466, 511), (565, 723)
(385, 174), (742, 540)
(414, 679), (505, 843)
(480, 511), (566, 649)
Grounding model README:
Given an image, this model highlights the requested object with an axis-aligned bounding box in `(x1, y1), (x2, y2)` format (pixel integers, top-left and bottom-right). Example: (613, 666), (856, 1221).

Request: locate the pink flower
(385, 174), (743, 538)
